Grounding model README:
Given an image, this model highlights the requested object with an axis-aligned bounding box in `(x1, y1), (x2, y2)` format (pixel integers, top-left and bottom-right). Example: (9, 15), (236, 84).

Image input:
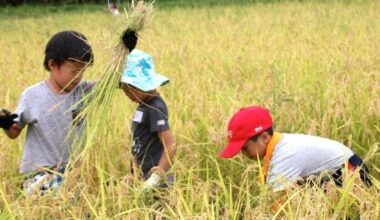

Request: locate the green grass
(0, 0), (379, 219)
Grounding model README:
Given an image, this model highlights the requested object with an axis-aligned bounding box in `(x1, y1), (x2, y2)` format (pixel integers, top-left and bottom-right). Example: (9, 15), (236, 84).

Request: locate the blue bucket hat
(120, 49), (169, 92)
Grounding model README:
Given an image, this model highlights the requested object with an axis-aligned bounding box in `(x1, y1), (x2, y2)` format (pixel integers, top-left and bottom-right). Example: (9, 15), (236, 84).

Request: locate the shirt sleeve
(148, 105), (170, 133)
(15, 90), (31, 129)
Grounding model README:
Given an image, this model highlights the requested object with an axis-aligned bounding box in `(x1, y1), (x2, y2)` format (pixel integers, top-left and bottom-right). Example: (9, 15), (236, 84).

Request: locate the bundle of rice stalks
(68, 1), (154, 163)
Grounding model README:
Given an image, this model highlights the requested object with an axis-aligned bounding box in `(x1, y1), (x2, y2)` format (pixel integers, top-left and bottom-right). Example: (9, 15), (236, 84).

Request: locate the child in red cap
(220, 106), (371, 191)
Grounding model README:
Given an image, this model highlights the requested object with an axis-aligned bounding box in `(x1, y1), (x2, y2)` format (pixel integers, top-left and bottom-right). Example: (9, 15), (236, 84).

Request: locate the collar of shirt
(258, 132), (283, 185)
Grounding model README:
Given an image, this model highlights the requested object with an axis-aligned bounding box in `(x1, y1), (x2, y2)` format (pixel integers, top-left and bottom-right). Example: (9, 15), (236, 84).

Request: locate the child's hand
(143, 172), (161, 189)
(137, 170), (162, 201)
(142, 166), (165, 189)
(0, 109), (18, 130)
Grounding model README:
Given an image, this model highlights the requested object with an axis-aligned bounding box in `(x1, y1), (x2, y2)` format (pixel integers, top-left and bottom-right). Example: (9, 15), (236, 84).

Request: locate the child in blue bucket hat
(120, 49), (175, 189)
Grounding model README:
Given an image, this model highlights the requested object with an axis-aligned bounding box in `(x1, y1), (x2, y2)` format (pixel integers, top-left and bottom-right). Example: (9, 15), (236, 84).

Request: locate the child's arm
(142, 130), (175, 189)
(156, 129), (176, 172)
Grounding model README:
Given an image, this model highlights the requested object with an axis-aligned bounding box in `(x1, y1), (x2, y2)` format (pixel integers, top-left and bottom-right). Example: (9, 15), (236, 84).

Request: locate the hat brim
(219, 139), (246, 158)
(120, 72), (169, 92)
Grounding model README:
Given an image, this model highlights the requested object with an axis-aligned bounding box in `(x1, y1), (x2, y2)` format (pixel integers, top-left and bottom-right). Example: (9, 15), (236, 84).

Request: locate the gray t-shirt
(16, 81), (94, 174)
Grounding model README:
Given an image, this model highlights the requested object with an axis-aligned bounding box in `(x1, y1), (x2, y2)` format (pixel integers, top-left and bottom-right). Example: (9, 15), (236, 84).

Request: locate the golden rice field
(0, 0), (379, 219)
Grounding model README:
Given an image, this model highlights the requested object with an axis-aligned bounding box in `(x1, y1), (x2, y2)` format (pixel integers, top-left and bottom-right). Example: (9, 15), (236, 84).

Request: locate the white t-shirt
(267, 133), (354, 191)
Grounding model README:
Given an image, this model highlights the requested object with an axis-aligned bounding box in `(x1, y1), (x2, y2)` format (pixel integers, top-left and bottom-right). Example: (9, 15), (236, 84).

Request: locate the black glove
(0, 109), (18, 130)
(122, 28), (138, 52)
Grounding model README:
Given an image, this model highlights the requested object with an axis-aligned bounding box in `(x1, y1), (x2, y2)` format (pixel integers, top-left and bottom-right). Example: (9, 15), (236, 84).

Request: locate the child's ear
(47, 59), (58, 71)
(262, 132), (272, 144)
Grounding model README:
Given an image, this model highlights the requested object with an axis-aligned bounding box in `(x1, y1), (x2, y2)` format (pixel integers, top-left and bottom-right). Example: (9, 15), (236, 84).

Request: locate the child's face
(49, 60), (86, 93)
(121, 84), (146, 103)
(241, 132), (271, 160)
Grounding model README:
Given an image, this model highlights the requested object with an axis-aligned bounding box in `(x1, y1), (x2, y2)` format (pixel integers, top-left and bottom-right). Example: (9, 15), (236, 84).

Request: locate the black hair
(43, 30), (94, 71)
(249, 127), (274, 142)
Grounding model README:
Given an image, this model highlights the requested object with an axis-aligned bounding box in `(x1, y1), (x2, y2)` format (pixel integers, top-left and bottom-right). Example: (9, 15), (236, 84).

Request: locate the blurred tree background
(0, 0), (266, 7)
(2, 0), (123, 6)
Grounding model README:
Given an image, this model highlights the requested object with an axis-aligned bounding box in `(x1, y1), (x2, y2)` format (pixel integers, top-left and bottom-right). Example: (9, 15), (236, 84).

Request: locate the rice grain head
(67, 0), (155, 168)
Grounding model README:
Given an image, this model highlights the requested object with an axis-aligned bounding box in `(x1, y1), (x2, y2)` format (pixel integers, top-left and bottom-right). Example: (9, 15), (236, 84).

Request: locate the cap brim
(120, 72), (169, 92)
(219, 139), (246, 158)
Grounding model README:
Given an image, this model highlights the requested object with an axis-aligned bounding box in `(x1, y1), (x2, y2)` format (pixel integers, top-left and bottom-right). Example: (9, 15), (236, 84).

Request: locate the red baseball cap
(219, 106), (273, 158)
